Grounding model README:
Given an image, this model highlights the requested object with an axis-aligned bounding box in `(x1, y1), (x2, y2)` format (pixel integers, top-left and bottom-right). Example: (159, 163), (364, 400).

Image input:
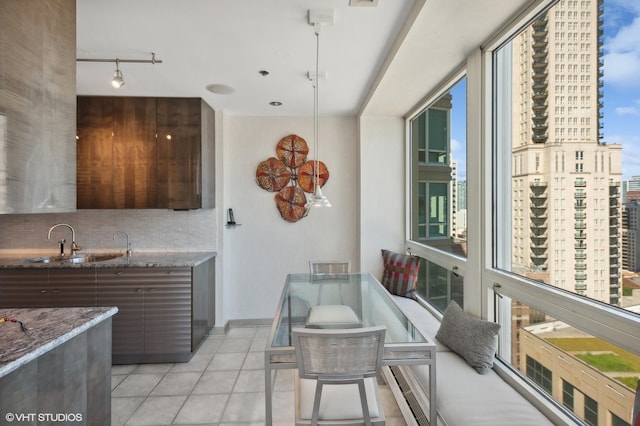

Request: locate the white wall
(220, 115), (358, 322)
(358, 115), (406, 274)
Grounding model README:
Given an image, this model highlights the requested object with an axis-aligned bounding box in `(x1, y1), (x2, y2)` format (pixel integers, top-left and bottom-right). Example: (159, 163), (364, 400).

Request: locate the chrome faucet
(47, 223), (80, 256)
(113, 231), (133, 257)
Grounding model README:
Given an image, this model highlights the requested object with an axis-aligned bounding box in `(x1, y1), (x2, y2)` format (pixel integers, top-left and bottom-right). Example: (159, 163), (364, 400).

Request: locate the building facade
(510, 0), (622, 304)
(622, 202), (640, 272)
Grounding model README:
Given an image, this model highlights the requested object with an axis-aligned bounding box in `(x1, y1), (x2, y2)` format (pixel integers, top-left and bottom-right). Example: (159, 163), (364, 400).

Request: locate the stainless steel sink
(63, 253), (123, 263)
(22, 255), (66, 264)
(23, 253), (123, 264)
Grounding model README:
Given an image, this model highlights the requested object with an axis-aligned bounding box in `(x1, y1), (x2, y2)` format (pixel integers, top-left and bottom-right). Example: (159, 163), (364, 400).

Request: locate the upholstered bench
(389, 295), (554, 426)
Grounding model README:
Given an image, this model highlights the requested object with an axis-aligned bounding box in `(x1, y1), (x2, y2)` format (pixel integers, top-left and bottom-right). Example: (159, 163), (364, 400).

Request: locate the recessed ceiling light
(206, 84), (235, 94)
(269, 101), (282, 106)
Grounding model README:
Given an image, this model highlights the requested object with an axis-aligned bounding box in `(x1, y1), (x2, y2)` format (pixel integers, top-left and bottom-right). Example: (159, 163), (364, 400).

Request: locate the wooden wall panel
(0, 0), (76, 213)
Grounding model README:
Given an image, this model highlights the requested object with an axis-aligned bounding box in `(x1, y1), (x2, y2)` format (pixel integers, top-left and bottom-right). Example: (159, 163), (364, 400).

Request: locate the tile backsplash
(0, 209), (217, 254)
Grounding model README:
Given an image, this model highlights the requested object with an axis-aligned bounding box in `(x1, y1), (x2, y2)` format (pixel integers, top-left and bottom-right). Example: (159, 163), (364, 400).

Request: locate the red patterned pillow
(380, 249), (420, 299)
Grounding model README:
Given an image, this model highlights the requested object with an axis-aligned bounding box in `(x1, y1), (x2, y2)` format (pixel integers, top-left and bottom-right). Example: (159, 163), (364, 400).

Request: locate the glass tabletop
(270, 273), (428, 348)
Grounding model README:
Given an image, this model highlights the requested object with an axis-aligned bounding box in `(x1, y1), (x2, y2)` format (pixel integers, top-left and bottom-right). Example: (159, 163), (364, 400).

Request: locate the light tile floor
(111, 325), (408, 425)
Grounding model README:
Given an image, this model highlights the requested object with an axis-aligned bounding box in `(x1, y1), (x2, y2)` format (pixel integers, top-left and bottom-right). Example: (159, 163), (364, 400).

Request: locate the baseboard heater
(389, 365), (430, 426)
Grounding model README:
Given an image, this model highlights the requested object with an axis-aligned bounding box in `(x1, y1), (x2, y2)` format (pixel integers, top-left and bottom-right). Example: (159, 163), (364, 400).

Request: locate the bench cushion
(411, 352), (554, 426)
(389, 295), (451, 352)
(388, 294), (552, 425)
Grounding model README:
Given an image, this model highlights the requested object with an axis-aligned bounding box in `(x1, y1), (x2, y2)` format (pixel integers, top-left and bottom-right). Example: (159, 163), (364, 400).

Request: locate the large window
(491, 0), (640, 424)
(409, 77), (467, 311)
(404, 0), (640, 424)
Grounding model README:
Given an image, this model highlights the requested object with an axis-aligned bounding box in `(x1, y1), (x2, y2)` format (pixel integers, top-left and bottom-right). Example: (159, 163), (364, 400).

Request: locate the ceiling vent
(349, 0), (379, 6)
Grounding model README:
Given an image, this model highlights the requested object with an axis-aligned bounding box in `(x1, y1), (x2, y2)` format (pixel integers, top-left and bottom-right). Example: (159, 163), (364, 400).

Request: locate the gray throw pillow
(435, 300), (501, 374)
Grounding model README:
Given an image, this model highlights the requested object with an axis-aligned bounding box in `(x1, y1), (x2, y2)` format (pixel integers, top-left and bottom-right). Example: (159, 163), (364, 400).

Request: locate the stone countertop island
(0, 307), (117, 424)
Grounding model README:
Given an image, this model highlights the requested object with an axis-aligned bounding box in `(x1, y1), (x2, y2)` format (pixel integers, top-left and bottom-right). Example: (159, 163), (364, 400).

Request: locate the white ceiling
(76, 0), (534, 117)
(76, 0), (414, 117)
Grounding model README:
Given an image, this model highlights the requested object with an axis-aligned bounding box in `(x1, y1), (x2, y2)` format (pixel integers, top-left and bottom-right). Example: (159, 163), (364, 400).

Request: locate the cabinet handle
(115, 271), (122, 276)
(40, 289), (47, 294)
(147, 288), (155, 292)
(136, 288), (143, 293)
(52, 289), (60, 294)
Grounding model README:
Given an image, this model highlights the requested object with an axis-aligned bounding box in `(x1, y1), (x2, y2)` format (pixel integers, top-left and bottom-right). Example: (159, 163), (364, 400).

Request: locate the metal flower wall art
(256, 134), (329, 222)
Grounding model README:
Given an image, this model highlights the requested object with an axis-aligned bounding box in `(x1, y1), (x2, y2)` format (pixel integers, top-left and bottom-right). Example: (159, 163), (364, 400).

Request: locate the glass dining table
(264, 272), (436, 425)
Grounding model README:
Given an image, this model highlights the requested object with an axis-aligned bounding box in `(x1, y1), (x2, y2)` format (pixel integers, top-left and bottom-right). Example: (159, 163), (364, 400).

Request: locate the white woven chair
(309, 261), (352, 309)
(309, 260), (352, 274)
(292, 326), (386, 426)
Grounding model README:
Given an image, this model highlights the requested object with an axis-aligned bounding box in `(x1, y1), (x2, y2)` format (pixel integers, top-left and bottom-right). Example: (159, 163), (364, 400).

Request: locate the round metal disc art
(276, 134), (309, 168)
(275, 186), (307, 222)
(297, 160), (329, 193)
(255, 134), (330, 222)
(255, 157), (291, 192)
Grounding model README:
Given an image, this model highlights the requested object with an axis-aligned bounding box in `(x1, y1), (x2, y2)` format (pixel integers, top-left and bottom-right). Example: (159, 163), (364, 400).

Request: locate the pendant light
(306, 13), (332, 208)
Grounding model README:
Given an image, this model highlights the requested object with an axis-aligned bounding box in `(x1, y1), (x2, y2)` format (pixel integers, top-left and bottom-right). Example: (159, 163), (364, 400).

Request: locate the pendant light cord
(314, 28), (320, 190)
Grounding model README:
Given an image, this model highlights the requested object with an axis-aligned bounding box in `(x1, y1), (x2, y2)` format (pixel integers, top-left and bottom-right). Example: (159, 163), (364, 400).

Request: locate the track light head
(110, 69), (124, 88)
(110, 59), (125, 88)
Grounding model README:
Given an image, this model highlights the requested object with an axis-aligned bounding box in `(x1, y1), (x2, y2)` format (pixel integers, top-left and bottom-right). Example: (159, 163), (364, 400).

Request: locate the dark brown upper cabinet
(77, 96), (215, 209)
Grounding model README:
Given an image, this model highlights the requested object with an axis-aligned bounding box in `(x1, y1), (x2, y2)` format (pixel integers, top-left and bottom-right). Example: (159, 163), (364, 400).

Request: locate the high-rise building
(623, 176), (640, 203)
(622, 202), (640, 272)
(511, 0), (622, 304)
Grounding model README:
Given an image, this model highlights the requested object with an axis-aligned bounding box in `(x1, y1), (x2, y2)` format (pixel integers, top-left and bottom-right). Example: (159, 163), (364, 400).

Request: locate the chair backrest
(292, 326), (386, 380)
(309, 260), (351, 274)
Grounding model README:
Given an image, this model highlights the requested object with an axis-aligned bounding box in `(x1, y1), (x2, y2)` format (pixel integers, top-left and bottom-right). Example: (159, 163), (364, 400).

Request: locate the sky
(602, 0), (640, 180)
(448, 0), (640, 182)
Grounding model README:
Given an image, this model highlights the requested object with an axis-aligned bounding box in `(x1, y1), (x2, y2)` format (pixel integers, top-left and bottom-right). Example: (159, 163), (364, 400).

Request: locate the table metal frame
(264, 273), (436, 425)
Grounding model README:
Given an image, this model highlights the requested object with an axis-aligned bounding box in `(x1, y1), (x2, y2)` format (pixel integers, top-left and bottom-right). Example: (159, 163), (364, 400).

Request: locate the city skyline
(450, 0), (640, 182)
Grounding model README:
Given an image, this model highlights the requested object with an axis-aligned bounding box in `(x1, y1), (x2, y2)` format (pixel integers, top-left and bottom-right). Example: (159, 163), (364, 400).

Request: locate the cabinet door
(0, 270), (49, 308)
(112, 97), (158, 208)
(156, 98), (202, 209)
(192, 258), (214, 350)
(48, 268), (96, 307)
(96, 269), (144, 354)
(142, 268), (192, 354)
(77, 96), (115, 209)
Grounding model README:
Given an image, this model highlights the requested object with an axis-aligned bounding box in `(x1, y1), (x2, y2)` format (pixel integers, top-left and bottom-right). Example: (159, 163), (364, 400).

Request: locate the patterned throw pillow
(380, 249), (420, 299)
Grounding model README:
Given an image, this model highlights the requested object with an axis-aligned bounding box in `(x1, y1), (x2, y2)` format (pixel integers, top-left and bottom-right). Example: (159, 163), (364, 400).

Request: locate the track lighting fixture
(76, 53), (162, 89)
(111, 59), (124, 88)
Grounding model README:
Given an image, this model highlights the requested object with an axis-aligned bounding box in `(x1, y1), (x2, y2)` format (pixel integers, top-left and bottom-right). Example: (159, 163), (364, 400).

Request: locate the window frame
(403, 0), (640, 422)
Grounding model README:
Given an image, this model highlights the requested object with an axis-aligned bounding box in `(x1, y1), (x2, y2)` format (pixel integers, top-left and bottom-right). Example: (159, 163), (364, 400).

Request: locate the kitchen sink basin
(23, 255), (67, 264)
(23, 253), (123, 264)
(63, 253), (123, 263)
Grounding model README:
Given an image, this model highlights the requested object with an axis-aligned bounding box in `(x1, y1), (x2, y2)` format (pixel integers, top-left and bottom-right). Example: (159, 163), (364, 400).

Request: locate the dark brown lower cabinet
(0, 258), (214, 364)
(0, 268), (96, 308)
(97, 267), (193, 363)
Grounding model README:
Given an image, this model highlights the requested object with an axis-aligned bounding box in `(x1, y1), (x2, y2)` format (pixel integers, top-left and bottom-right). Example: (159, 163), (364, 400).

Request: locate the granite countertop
(0, 307), (118, 378)
(0, 251), (216, 269)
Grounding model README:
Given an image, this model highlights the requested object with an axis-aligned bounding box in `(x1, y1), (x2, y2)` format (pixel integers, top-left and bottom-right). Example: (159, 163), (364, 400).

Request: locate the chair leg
(311, 381), (324, 426)
(357, 379), (372, 426)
